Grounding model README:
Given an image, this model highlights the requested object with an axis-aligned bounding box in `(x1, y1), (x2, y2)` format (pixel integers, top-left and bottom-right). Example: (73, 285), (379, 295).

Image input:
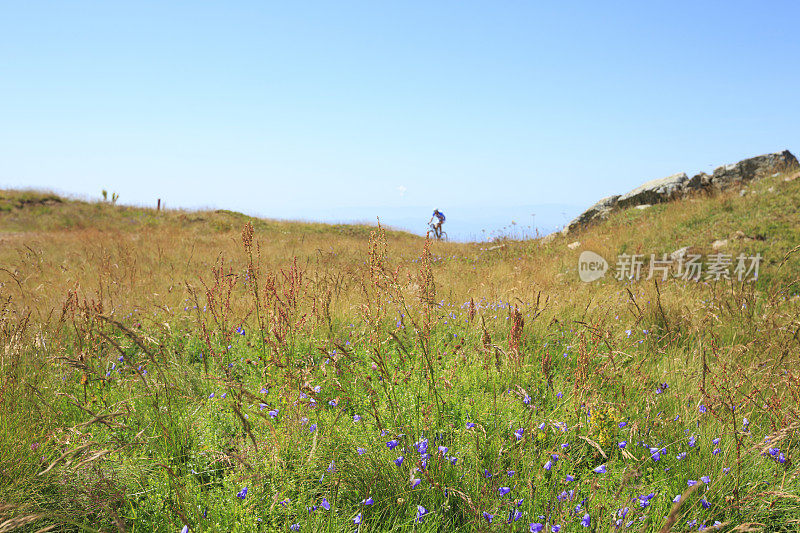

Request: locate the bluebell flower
(466, 422), (475, 429)
(357, 447), (366, 455)
(507, 470), (515, 477)
(236, 486), (248, 499)
(386, 439), (399, 449)
(673, 494), (681, 503)
(353, 513), (362, 525)
(581, 513), (591, 527)
(415, 439), (428, 454)
(362, 497), (373, 505)
(515, 428), (525, 440)
(416, 505), (428, 523)
(482, 511), (493, 523)
(394, 456), (404, 467)
(593, 464), (607, 474)
(649, 448), (661, 461)
(552, 525), (561, 533)
(530, 524), (544, 532)
(565, 475), (574, 482)
(411, 477), (421, 488)
(353, 414), (362, 422)
(701, 475), (710, 484)
(290, 524), (299, 531)
(768, 447), (779, 458)
(700, 498), (710, 509)
(499, 487), (511, 496)
(619, 441), (627, 449)
(321, 498), (330, 510)
(544, 460), (552, 471)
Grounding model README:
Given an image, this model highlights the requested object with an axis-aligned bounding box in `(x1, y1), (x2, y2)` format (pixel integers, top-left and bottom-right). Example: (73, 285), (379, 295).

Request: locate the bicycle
(428, 220), (447, 241)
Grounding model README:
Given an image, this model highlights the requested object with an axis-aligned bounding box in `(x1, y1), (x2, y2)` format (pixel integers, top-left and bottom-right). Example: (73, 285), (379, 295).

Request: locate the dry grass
(0, 166), (799, 531)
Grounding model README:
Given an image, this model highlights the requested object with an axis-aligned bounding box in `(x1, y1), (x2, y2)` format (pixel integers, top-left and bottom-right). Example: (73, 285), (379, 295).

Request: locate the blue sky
(2, 1), (799, 240)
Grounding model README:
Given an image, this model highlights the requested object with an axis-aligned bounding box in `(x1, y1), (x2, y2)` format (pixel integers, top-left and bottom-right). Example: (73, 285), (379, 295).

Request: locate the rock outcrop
(562, 150), (797, 235)
(709, 151), (796, 188)
(616, 172), (689, 209)
(562, 195), (620, 234)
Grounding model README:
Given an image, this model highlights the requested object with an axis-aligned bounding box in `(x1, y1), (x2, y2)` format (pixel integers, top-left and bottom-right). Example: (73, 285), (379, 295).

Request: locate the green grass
(1, 174), (799, 532)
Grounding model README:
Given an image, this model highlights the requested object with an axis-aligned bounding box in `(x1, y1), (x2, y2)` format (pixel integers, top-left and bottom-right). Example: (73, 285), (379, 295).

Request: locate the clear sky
(2, 1), (799, 240)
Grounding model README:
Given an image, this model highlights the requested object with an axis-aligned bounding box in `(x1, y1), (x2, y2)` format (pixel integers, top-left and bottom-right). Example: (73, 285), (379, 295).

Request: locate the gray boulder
(710, 150), (798, 188)
(617, 172), (688, 208)
(685, 172), (711, 190)
(562, 195), (620, 234)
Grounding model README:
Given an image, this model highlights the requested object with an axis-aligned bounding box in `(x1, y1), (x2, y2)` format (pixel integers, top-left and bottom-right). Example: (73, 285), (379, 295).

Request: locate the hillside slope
(1, 167), (799, 532)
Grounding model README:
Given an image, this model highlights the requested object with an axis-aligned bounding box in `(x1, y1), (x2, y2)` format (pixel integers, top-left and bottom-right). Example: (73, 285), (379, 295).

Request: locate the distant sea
(265, 204), (583, 243)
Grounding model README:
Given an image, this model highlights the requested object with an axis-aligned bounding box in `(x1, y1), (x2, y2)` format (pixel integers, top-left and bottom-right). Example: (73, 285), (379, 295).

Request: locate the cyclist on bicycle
(430, 209), (446, 238)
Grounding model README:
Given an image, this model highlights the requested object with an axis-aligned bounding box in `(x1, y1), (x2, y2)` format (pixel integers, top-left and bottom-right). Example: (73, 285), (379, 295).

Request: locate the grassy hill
(1, 170), (799, 532)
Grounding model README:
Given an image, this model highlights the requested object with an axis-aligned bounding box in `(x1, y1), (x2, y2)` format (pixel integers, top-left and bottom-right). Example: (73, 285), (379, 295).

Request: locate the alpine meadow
(1, 158), (800, 532)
